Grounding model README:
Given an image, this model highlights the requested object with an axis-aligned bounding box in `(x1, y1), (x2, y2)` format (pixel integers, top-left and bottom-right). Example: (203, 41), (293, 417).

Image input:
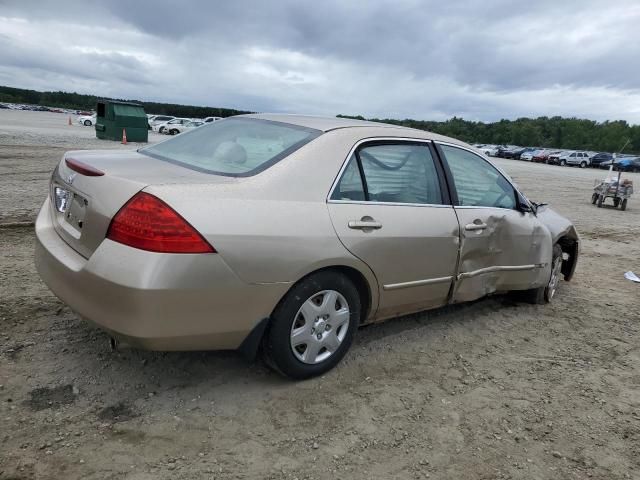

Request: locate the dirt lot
(1, 109), (639, 480)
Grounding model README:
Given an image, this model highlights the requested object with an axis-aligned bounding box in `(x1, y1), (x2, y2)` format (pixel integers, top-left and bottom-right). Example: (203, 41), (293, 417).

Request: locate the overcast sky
(1, 0), (639, 123)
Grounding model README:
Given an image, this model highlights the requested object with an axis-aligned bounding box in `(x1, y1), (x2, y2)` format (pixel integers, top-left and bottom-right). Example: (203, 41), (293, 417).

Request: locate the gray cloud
(1, 0), (639, 123)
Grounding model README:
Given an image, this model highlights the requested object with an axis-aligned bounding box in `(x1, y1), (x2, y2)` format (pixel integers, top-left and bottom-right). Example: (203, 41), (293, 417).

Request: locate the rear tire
(597, 195), (604, 208)
(621, 199), (627, 211)
(591, 193), (598, 204)
(580, 161), (587, 168)
(84, 120), (91, 126)
(263, 271), (361, 379)
(519, 244), (563, 304)
(560, 159), (566, 166)
(170, 129), (179, 135)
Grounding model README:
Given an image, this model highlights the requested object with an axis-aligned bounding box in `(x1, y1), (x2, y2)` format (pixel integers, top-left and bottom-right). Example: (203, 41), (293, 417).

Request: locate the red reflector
(106, 192), (216, 254)
(65, 158), (104, 176)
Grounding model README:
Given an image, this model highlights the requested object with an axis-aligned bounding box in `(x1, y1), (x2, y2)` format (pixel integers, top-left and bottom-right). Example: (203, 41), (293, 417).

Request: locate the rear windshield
(140, 117), (321, 176)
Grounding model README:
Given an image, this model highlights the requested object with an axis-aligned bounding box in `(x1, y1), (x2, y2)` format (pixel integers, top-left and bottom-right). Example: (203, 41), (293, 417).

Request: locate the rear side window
(440, 145), (516, 209)
(331, 143), (443, 205)
(141, 118), (321, 176)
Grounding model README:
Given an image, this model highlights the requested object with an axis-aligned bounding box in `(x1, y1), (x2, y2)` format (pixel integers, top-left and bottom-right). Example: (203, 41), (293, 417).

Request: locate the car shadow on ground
(47, 292), (524, 395)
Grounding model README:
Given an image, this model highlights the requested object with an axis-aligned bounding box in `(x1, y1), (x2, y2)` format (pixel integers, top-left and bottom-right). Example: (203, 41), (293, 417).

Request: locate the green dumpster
(95, 100), (148, 142)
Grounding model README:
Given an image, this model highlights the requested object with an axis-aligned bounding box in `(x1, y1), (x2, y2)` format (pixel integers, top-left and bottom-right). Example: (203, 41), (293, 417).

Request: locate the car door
(436, 143), (552, 303)
(327, 140), (460, 321)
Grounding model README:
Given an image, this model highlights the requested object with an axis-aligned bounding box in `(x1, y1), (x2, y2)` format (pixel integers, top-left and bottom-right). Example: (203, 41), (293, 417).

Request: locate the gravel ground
(1, 109), (639, 480)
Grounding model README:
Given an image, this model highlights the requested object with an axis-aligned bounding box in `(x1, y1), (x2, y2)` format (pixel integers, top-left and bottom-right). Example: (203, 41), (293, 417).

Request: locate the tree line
(1, 84), (638, 154)
(0, 85), (251, 119)
(337, 115), (640, 154)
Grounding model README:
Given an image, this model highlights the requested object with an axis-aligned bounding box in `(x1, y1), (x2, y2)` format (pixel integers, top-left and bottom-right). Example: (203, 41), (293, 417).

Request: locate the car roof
(241, 113), (410, 132)
(238, 113), (468, 146)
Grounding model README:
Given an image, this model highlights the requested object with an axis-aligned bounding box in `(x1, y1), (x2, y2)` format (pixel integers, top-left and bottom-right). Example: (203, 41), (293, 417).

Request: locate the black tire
(519, 244), (563, 304)
(613, 198), (620, 208)
(84, 120), (91, 126)
(170, 129), (178, 135)
(580, 161), (587, 168)
(159, 127), (165, 133)
(591, 193), (598, 205)
(560, 159), (566, 166)
(621, 199), (627, 211)
(263, 271), (361, 379)
(597, 195), (604, 208)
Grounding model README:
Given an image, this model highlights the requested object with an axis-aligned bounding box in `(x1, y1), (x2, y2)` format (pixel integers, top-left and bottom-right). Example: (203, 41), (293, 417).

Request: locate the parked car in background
(148, 115), (176, 130)
(203, 116), (223, 123)
(590, 152), (613, 168)
(521, 149), (542, 161)
(531, 150), (546, 162)
(503, 147), (528, 159)
(153, 118), (191, 134)
(547, 151), (564, 165)
(563, 151), (591, 168)
(615, 157), (640, 172)
(480, 145), (500, 157)
(164, 120), (204, 135)
(77, 114), (96, 126)
(34, 114), (579, 379)
(548, 150), (589, 166)
(496, 146), (514, 158)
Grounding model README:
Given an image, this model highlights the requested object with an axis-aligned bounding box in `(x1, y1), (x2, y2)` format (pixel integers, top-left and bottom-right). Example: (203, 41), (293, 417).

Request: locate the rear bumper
(35, 198), (290, 351)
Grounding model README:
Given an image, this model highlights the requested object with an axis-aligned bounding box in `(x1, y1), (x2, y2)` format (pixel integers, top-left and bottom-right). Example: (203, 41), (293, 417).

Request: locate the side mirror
(516, 191), (534, 214)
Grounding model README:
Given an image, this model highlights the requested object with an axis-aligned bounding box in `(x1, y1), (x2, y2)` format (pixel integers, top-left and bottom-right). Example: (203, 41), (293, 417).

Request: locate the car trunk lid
(50, 149), (234, 258)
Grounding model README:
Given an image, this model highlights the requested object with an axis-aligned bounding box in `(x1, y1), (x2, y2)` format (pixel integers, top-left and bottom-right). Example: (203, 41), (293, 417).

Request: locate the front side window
(141, 118), (321, 176)
(331, 143), (442, 205)
(440, 144), (516, 209)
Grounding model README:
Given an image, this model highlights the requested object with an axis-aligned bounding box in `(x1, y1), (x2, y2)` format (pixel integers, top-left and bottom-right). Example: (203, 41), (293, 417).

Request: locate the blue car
(616, 157), (640, 172)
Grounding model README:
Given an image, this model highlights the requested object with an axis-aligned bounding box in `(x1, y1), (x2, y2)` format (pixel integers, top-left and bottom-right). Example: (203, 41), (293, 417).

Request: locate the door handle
(348, 220), (382, 230)
(465, 222), (487, 231)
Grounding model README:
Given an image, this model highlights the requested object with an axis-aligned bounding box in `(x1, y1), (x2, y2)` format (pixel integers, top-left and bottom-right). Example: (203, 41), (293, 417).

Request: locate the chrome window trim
(383, 276), (453, 291)
(329, 199), (452, 208)
(326, 136), (443, 206)
(454, 205), (524, 212)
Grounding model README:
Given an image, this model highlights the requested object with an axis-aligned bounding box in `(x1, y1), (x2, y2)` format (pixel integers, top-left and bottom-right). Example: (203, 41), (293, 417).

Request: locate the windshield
(140, 117), (321, 176)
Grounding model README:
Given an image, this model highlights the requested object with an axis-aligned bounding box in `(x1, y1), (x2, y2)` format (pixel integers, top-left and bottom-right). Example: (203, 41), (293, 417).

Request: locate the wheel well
(557, 235), (578, 281)
(271, 266), (373, 324)
(330, 266), (372, 322)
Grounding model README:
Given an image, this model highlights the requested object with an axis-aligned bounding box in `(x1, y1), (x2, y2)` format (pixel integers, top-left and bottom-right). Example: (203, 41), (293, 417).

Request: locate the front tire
(84, 120), (91, 126)
(520, 244), (563, 304)
(560, 159), (566, 166)
(263, 271), (361, 379)
(580, 161), (587, 168)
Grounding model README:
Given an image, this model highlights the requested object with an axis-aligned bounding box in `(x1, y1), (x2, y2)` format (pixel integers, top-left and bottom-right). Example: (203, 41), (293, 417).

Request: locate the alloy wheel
(290, 290), (350, 364)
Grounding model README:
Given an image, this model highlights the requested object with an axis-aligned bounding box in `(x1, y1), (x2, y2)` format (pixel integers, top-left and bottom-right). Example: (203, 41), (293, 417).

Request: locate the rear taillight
(106, 192), (215, 254)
